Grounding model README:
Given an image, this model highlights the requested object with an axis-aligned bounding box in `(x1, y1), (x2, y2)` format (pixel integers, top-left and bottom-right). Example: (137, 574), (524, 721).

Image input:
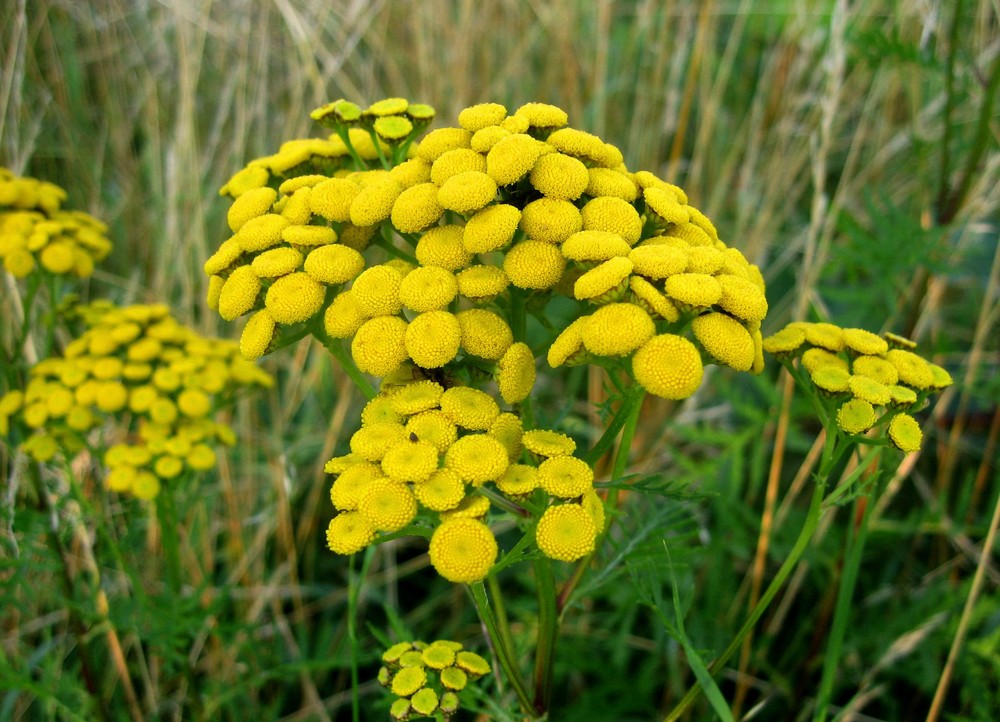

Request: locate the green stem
(156, 488), (184, 595)
(334, 127), (368, 171)
(469, 581), (536, 716)
(813, 489), (876, 722)
(663, 476), (830, 722)
(532, 557), (558, 714)
(315, 331), (377, 400)
(348, 547), (375, 722)
(367, 129), (391, 170)
(486, 574), (518, 672)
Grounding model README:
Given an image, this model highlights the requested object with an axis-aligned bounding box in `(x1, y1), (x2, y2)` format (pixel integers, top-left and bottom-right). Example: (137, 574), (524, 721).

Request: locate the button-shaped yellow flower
(520, 198), (583, 244)
(535, 503), (597, 562)
(235, 213), (289, 253)
(309, 178), (360, 223)
(456, 309), (513, 361)
(632, 334), (704, 400)
(444, 433), (509, 485)
(381, 438), (440, 483)
(390, 182), (444, 233)
(324, 291), (365, 338)
(463, 203), (521, 254)
(407, 410), (458, 453)
(497, 464), (538, 496)
(282, 224), (336, 247)
(251, 247), (303, 278)
(428, 518), (498, 583)
(416, 127), (473, 162)
(546, 128), (610, 165)
(415, 224), (474, 271)
(326, 511), (377, 554)
(888, 413), (922, 452)
(430, 148), (488, 186)
(581, 302), (655, 357)
(585, 167), (639, 201)
(885, 349), (934, 389)
(456, 265), (509, 302)
(574, 256), (633, 302)
(437, 171), (497, 214)
(629, 276), (680, 323)
(413, 468), (466, 511)
(851, 355), (898, 386)
(351, 316), (409, 377)
(264, 272), (325, 324)
(664, 272), (722, 309)
(529, 152), (589, 200)
(439, 387), (500, 431)
(330, 461), (385, 510)
(538, 456), (593, 498)
(398, 266), (458, 312)
(503, 240), (565, 290)
(562, 230), (632, 263)
(458, 102), (508, 131)
(358, 478), (418, 532)
(350, 178), (402, 227)
(836, 398), (876, 434)
(240, 309), (276, 360)
(691, 312), (755, 371)
(352, 264), (403, 318)
(485, 134), (543, 187)
(496, 342), (536, 404)
(304, 244), (365, 285)
(581, 196), (642, 245)
(715, 274), (768, 323)
(405, 311), (462, 368)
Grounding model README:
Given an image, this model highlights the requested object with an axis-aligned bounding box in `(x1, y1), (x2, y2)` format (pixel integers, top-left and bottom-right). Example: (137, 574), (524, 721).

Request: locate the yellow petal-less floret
(629, 276), (680, 322)
(848, 375), (892, 406)
(836, 398), (876, 434)
(326, 512), (377, 554)
(240, 309), (276, 360)
(489, 412), (523, 460)
(628, 245), (688, 279)
(581, 196), (643, 245)
(430, 148), (488, 186)
(496, 342), (535, 404)
(408, 410), (459, 453)
(330, 462), (385, 510)
(513, 102), (568, 129)
(664, 273), (722, 309)
(457, 102), (508, 131)
(358, 478), (417, 533)
(352, 264), (403, 318)
(715, 274), (768, 323)
(801, 322), (845, 352)
(428, 518), (498, 583)
(547, 317), (589, 368)
(398, 266), (459, 312)
(497, 464), (539, 496)
(236, 213), (289, 253)
(535, 504), (597, 562)
(486, 134), (543, 187)
(282, 224), (336, 247)
(519, 198), (583, 244)
(886, 349), (935, 390)
(352, 316), (409, 376)
(444, 434), (509, 485)
(350, 178), (402, 227)
(251, 247), (304, 278)
(389, 157), (432, 188)
(538, 455), (594, 497)
(324, 291), (365, 338)
(561, 230), (632, 263)
(227, 187), (277, 231)
(203, 238), (243, 276)
(546, 128), (610, 164)
(416, 127), (474, 162)
(471, 125), (512, 153)
(405, 311), (462, 368)
(309, 178), (360, 223)
(691, 312), (755, 371)
(840, 327), (890, 357)
(529, 152), (589, 200)
(643, 187), (690, 226)
(390, 182), (444, 233)
(888, 413), (922, 452)
(440, 494), (491, 521)
(381, 439), (440, 483)
(391, 380), (445, 415)
(415, 224), (474, 271)
(265, 272), (325, 324)
(456, 309), (513, 361)
(463, 204), (521, 254)
(439, 387), (500, 431)
(851, 355), (899, 386)
(350, 422), (409, 462)
(503, 240), (566, 290)
(218, 266), (261, 320)
(522, 429), (576, 457)
(801, 347), (849, 375)
(437, 171), (497, 214)
(456, 265), (510, 301)
(413, 468), (466, 511)
(684, 246), (724, 274)
(573, 256), (633, 302)
(580, 302), (655, 357)
(585, 167), (639, 201)
(632, 334), (704, 400)
(304, 244), (365, 284)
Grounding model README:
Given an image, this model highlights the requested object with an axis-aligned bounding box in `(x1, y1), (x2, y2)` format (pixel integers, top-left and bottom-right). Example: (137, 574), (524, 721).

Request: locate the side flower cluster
(0, 167), (112, 278)
(378, 640), (490, 721)
(0, 302), (273, 499)
(324, 378), (605, 582)
(206, 99), (767, 404)
(763, 322), (952, 452)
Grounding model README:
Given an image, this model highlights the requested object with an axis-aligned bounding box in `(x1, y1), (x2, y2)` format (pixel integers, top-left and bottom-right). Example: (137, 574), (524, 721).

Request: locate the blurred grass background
(1, 0), (998, 720)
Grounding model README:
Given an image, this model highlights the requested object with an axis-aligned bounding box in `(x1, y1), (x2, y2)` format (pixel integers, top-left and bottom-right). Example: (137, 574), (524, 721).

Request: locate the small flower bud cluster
(324, 378), (604, 581)
(763, 322), (952, 452)
(0, 302), (273, 498)
(378, 640), (489, 721)
(0, 168), (112, 278)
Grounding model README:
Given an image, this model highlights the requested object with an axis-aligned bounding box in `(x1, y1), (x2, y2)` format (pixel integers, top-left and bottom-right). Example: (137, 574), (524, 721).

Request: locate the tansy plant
(205, 97), (784, 719)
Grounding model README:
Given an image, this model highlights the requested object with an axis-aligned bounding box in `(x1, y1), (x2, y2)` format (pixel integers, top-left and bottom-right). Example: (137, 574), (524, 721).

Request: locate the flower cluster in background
(207, 98), (767, 402)
(763, 322), (952, 452)
(0, 167), (112, 278)
(324, 380), (604, 581)
(0, 302), (273, 499)
(378, 640), (490, 721)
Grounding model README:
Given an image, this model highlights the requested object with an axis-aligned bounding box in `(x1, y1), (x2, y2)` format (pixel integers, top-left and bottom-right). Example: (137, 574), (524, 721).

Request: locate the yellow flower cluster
(762, 322), (952, 452)
(210, 99), (767, 411)
(324, 379), (604, 579)
(0, 302), (273, 498)
(378, 640), (489, 720)
(0, 168), (112, 278)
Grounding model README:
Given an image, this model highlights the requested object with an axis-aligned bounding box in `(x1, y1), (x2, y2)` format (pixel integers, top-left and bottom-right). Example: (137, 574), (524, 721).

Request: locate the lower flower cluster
(324, 378), (604, 582)
(0, 302), (273, 498)
(378, 640), (490, 721)
(763, 322), (952, 451)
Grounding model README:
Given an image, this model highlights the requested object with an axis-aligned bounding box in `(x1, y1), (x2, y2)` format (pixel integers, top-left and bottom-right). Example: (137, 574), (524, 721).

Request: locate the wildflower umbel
(378, 640), (489, 720)
(763, 322), (952, 452)
(0, 302), (273, 499)
(207, 98), (767, 403)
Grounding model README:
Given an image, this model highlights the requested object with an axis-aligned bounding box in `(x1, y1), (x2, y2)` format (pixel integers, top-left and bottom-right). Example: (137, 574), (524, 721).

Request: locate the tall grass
(2, 0), (997, 720)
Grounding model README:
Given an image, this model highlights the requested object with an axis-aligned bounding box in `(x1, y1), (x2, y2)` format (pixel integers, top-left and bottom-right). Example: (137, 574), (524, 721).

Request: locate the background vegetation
(1, 0), (997, 720)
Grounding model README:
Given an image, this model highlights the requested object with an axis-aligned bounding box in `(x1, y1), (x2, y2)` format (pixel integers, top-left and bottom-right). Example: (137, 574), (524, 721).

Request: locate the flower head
(536, 503), (597, 561)
(428, 518), (498, 583)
